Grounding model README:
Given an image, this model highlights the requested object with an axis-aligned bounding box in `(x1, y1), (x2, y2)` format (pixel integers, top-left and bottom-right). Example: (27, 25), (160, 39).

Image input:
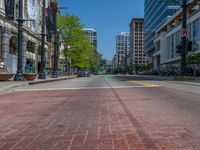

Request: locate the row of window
(167, 17), (200, 59)
(134, 50), (145, 53)
(135, 54), (146, 57)
(134, 57), (146, 60)
(134, 61), (146, 64)
(134, 40), (144, 43)
(144, 0), (179, 52)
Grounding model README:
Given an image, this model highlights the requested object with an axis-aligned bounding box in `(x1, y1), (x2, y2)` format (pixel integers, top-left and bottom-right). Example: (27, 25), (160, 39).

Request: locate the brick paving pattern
(0, 87), (200, 150)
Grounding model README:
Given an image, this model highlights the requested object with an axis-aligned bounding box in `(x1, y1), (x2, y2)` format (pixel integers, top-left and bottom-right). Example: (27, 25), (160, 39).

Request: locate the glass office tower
(116, 32), (130, 69)
(144, 0), (180, 53)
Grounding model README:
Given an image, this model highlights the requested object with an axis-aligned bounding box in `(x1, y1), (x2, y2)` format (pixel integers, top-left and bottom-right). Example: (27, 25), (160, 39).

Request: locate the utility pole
(38, 0), (46, 79)
(14, 0), (25, 81)
(181, 0), (187, 76)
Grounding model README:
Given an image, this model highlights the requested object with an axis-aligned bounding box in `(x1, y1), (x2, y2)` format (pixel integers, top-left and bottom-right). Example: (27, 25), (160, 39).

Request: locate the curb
(171, 81), (200, 87)
(29, 76), (77, 85)
(173, 76), (195, 81)
(0, 82), (28, 94)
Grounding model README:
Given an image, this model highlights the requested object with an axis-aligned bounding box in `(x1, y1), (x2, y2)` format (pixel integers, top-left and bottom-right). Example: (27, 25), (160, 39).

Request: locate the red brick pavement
(0, 87), (200, 150)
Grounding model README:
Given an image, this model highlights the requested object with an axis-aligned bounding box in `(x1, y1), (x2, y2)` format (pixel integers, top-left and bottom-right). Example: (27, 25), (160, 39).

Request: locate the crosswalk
(128, 80), (161, 87)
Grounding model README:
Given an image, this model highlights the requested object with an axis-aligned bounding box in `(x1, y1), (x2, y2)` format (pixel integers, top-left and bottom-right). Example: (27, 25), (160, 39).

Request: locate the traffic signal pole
(181, 0), (187, 76)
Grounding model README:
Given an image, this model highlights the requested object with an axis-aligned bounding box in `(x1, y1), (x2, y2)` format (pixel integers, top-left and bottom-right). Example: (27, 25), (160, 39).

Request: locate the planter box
(0, 73), (14, 81)
(24, 73), (37, 81)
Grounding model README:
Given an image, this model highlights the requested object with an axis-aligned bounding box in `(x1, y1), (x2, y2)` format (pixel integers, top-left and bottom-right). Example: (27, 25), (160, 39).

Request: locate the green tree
(134, 64), (149, 74)
(187, 52), (200, 76)
(187, 52), (200, 65)
(90, 51), (104, 72)
(57, 14), (93, 71)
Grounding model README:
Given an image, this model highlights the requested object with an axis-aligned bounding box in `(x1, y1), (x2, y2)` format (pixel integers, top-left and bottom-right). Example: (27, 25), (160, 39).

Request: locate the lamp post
(52, 16), (58, 78)
(14, 0), (25, 81)
(38, 0), (46, 79)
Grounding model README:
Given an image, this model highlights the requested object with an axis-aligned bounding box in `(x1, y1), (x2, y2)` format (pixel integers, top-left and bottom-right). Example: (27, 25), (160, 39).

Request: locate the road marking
(13, 85), (161, 92)
(129, 80), (160, 87)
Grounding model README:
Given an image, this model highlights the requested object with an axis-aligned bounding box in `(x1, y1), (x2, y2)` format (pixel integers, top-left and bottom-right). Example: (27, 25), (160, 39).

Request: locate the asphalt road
(0, 75), (200, 150)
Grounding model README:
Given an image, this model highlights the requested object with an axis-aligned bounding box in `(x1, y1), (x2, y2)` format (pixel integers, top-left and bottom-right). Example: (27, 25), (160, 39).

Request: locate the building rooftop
(83, 28), (96, 32)
(117, 32), (130, 36)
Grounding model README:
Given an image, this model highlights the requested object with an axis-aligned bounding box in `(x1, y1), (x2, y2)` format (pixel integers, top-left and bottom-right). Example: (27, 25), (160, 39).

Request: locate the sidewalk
(0, 75), (76, 93)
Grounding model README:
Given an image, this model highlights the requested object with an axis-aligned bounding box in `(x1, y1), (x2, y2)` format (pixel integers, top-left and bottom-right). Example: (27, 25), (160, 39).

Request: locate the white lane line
(13, 85), (161, 92)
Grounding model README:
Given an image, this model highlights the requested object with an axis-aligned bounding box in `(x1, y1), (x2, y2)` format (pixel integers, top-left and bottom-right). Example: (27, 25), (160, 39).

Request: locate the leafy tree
(90, 51), (106, 72)
(187, 52), (200, 65)
(187, 52), (200, 76)
(57, 14), (105, 73)
(134, 64), (149, 74)
(57, 14), (93, 71)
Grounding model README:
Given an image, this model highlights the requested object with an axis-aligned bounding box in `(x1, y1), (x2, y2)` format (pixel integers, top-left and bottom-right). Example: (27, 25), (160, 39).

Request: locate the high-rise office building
(144, 0), (179, 53)
(129, 18), (147, 72)
(83, 28), (97, 51)
(116, 32), (130, 69)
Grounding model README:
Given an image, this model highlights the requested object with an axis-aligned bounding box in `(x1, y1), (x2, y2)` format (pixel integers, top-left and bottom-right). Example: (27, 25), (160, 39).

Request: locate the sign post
(180, 28), (189, 37)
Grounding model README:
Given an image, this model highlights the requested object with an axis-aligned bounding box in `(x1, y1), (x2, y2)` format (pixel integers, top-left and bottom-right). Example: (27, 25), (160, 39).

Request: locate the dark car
(77, 70), (90, 77)
(84, 71), (90, 77)
(77, 71), (85, 77)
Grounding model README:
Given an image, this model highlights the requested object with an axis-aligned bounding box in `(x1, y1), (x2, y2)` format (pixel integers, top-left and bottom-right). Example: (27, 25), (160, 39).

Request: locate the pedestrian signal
(187, 41), (192, 51)
(176, 45), (182, 54)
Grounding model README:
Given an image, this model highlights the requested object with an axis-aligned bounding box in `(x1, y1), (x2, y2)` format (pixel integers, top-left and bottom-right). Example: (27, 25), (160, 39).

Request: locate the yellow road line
(128, 80), (160, 87)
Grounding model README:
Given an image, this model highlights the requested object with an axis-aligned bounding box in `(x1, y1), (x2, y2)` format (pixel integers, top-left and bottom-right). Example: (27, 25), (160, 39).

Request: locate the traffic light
(176, 45), (182, 54)
(187, 41), (192, 51)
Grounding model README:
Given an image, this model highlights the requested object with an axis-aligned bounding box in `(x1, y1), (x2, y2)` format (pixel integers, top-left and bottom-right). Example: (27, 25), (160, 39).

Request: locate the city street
(0, 75), (200, 150)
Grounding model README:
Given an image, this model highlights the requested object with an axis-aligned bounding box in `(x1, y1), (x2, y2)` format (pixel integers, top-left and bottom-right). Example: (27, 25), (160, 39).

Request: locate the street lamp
(38, 0), (46, 79)
(14, 0), (25, 81)
(52, 19), (58, 78)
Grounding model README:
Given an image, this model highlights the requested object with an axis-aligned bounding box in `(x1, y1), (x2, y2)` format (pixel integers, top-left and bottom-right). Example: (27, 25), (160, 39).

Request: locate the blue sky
(58, 0), (144, 60)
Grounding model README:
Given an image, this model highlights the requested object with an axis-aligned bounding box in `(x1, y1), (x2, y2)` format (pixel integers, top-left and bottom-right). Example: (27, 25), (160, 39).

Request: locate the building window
(171, 35), (174, 58)
(9, 36), (17, 55)
(27, 41), (36, 53)
(192, 18), (200, 51)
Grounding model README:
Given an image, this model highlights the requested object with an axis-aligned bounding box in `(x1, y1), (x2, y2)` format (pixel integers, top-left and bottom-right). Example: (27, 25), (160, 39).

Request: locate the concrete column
(0, 27), (2, 60)
(22, 38), (27, 72)
(35, 44), (39, 74)
(1, 29), (10, 64)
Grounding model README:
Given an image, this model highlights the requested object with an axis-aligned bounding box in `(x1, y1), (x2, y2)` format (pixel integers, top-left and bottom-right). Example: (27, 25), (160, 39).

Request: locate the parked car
(196, 69), (200, 77)
(77, 71), (84, 77)
(84, 71), (90, 77)
(93, 72), (102, 75)
(77, 70), (90, 77)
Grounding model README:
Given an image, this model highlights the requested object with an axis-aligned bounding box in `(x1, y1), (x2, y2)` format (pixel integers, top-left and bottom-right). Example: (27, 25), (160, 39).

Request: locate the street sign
(180, 29), (189, 37)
